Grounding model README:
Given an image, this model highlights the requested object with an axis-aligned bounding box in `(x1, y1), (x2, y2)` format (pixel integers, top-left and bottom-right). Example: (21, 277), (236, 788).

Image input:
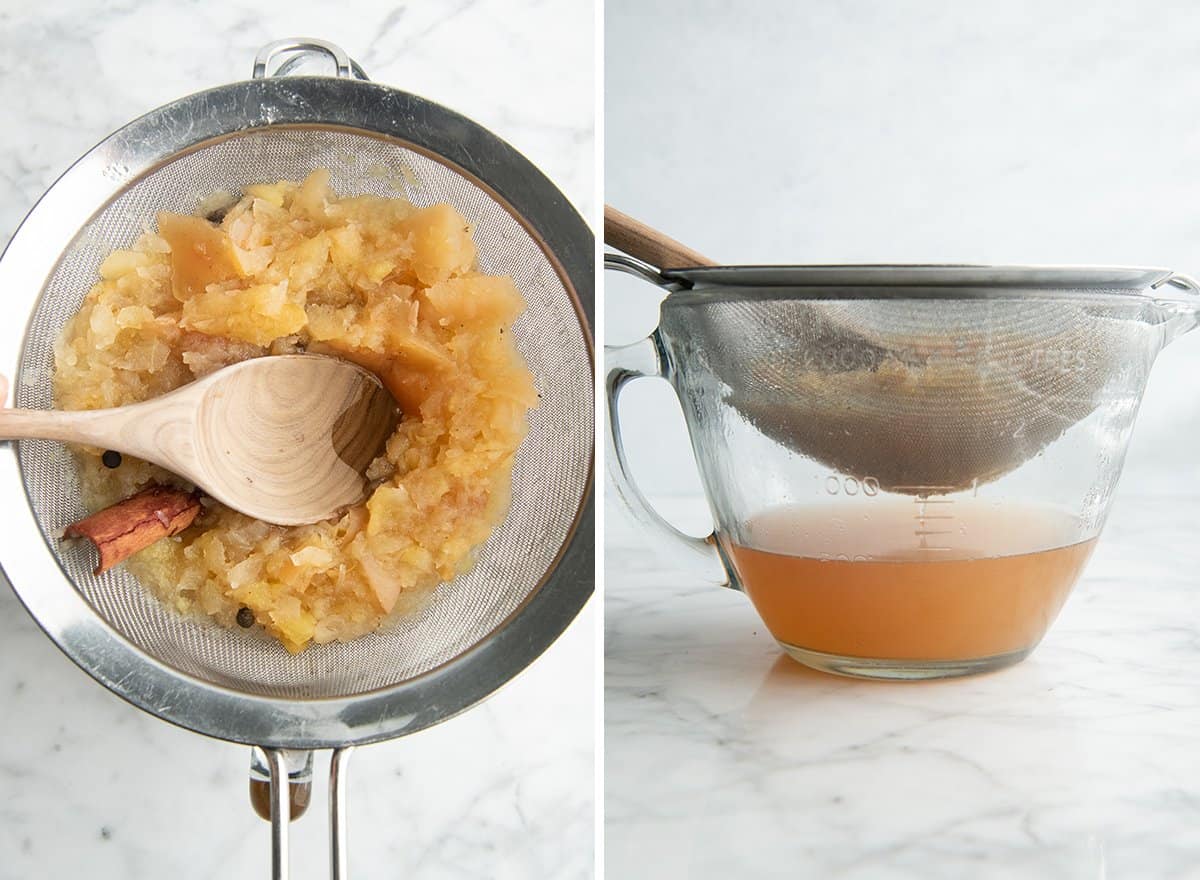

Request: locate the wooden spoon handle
(0, 373), (147, 452)
(604, 205), (718, 270)
(0, 407), (121, 447)
(0, 401), (189, 472)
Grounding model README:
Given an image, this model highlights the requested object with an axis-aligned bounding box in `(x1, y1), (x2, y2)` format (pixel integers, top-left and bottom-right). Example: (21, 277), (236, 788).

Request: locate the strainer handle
(255, 746), (355, 879)
(605, 331), (732, 588)
(330, 747), (354, 879)
(252, 38), (370, 81)
(262, 748), (293, 880)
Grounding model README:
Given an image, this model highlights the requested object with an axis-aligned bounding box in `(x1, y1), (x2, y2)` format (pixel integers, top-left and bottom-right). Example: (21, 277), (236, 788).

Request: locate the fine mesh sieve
(603, 210), (1191, 493)
(689, 293), (1160, 492)
(18, 125), (590, 700)
(0, 40), (593, 879)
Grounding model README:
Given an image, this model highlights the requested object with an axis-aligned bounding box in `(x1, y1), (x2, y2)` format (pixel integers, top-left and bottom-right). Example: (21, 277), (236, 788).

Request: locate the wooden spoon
(0, 355), (398, 525)
(604, 205), (718, 269)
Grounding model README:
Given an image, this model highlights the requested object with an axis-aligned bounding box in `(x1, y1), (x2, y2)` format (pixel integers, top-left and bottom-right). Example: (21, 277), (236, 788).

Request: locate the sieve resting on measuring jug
(606, 254), (1200, 680)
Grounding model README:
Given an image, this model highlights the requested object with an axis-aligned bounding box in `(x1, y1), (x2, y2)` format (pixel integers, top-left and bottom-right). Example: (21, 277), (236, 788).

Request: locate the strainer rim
(657, 263), (1196, 298)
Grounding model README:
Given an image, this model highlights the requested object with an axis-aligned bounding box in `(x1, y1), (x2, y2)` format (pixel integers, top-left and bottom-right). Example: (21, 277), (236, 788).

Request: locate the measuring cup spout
(1150, 272), (1200, 349)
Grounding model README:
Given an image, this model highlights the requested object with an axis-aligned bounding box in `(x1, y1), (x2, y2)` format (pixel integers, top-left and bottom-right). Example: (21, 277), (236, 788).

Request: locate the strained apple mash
(53, 169), (538, 652)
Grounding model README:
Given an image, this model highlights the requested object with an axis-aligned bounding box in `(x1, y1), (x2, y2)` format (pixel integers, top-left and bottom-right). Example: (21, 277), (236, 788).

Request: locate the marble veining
(0, 1), (594, 878)
(606, 493), (1200, 879)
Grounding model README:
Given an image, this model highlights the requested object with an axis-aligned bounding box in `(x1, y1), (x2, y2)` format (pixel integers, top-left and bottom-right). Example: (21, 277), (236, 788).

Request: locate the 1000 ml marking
(823, 475), (881, 496)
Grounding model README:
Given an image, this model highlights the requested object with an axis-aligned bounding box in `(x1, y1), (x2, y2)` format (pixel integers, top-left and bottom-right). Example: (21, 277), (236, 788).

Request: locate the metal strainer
(665, 269), (1164, 491)
(0, 39), (593, 878)
(603, 209), (1187, 493)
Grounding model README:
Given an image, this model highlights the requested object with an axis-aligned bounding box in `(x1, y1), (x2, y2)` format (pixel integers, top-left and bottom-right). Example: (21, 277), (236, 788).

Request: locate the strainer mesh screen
(15, 127), (592, 700)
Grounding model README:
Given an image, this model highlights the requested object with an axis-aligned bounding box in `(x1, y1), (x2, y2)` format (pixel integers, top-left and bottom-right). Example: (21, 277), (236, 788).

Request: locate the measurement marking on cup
(905, 488), (957, 552)
(824, 474), (881, 496)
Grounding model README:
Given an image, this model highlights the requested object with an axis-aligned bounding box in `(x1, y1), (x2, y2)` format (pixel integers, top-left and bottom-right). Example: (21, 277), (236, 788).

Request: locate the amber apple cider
(722, 501), (1096, 662)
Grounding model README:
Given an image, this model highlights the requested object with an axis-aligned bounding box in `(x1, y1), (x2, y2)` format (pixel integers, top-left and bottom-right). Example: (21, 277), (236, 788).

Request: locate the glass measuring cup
(606, 259), (1200, 679)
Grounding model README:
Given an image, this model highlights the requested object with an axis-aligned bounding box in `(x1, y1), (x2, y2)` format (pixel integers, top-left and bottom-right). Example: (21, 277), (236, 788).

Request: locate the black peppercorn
(236, 607), (255, 628)
(101, 450), (122, 469)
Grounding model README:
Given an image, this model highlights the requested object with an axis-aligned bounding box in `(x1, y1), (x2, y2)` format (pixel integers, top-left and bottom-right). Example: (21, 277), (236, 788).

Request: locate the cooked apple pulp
(53, 170), (538, 652)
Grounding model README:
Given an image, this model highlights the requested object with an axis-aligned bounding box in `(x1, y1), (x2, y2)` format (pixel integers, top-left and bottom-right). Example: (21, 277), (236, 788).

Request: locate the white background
(606, 0), (1200, 516)
(0, 2), (594, 879)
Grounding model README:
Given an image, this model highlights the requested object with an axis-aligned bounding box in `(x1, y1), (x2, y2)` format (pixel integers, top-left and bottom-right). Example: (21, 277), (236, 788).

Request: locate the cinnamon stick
(63, 484), (201, 574)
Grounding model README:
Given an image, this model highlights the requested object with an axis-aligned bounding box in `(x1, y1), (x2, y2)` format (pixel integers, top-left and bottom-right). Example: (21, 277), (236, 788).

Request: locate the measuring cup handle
(605, 261), (731, 588)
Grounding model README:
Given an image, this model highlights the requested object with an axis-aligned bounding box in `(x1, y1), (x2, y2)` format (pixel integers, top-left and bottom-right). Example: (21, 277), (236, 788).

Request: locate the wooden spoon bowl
(0, 355), (399, 525)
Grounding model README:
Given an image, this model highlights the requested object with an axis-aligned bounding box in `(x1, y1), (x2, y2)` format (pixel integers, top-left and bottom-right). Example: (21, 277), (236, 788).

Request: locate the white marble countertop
(0, 2), (594, 878)
(605, 493), (1200, 879)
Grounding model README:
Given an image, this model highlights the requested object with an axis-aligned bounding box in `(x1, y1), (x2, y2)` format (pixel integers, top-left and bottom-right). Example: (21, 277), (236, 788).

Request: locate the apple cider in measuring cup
(721, 483), (1096, 667)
